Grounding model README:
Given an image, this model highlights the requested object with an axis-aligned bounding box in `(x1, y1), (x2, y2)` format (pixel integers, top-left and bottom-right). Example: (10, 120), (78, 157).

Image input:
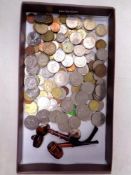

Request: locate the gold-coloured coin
(44, 80), (56, 93)
(51, 87), (63, 99)
(95, 24), (107, 37)
(88, 100), (100, 112)
(71, 85), (81, 93)
(39, 90), (48, 97)
(24, 92), (33, 103)
(83, 72), (95, 84)
(95, 39), (107, 49)
(24, 102), (38, 115)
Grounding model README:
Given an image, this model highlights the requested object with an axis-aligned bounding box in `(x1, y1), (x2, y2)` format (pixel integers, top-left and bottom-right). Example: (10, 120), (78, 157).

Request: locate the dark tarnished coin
(91, 112), (106, 127)
(24, 115), (39, 130)
(35, 14), (53, 24)
(24, 76), (39, 90)
(26, 65), (40, 75)
(25, 55), (37, 68)
(25, 87), (40, 99)
(94, 64), (107, 78)
(77, 105), (92, 121)
(59, 15), (67, 24)
(56, 33), (66, 43)
(75, 91), (89, 105)
(69, 117), (81, 129)
(95, 39), (107, 49)
(94, 84), (106, 101)
(69, 71), (83, 86)
(48, 110), (61, 123)
(34, 23), (48, 34)
(41, 42), (56, 56)
(41, 30), (54, 42)
(37, 53), (49, 67)
(96, 48), (108, 61)
(58, 120), (70, 133)
(61, 98), (74, 113)
(36, 109), (50, 124)
(27, 31), (41, 46)
(93, 60), (103, 70)
(26, 13), (35, 24)
(81, 82), (95, 94)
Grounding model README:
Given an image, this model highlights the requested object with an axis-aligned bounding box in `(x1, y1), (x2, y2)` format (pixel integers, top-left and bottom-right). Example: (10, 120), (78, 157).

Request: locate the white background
(0, 0), (131, 175)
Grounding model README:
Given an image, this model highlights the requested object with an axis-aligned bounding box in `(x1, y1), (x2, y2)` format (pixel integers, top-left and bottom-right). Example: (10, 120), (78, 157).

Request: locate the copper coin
(94, 64), (107, 78)
(66, 64), (76, 72)
(50, 22), (60, 32)
(25, 46), (35, 56)
(95, 39), (107, 49)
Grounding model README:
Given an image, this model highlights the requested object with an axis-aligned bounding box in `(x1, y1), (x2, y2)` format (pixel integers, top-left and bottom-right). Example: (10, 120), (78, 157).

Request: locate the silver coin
(53, 48), (65, 62)
(59, 24), (68, 34)
(27, 31), (41, 46)
(91, 112), (106, 127)
(54, 71), (69, 87)
(36, 109), (50, 124)
(77, 65), (89, 75)
(96, 48), (108, 61)
(69, 117), (81, 129)
(24, 76), (39, 90)
(25, 55), (37, 68)
(41, 67), (54, 78)
(25, 87), (40, 99)
(37, 53), (49, 67)
(74, 55), (87, 68)
(77, 105), (92, 121)
(81, 82), (95, 94)
(37, 97), (51, 110)
(66, 16), (78, 29)
(62, 41), (74, 54)
(61, 98), (74, 113)
(56, 33), (66, 43)
(85, 51), (95, 63)
(75, 91), (89, 105)
(47, 61), (60, 73)
(74, 45), (86, 56)
(62, 54), (74, 67)
(26, 65), (40, 75)
(48, 110), (61, 123)
(24, 115), (39, 130)
(70, 32), (83, 45)
(69, 71), (83, 86)
(83, 36), (96, 49)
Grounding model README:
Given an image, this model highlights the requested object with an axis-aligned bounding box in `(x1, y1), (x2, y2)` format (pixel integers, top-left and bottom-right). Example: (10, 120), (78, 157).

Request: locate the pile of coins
(24, 13), (108, 135)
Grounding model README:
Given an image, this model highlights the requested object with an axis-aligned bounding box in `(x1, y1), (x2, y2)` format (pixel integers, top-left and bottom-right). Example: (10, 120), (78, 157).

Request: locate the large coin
(61, 98), (74, 113)
(47, 61), (60, 73)
(33, 23), (48, 34)
(83, 19), (96, 31)
(77, 105), (92, 121)
(69, 117), (81, 129)
(70, 32), (83, 45)
(54, 71), (69, 86)
(69, 71), (83, 86)
(24, 76), (39, 90)
(91, 112), (106, 127)
(74, 55), (87, 67)
(24, 55), (37, 68)
(53, 48), (65, 62)
(36, 109), (50, 124)
(96, 48), (108, 61)
(24, 115), (39, 130)
(37, 53), (49, 67)
(41, 42), (56, 56)
(66, 16), (78, 29)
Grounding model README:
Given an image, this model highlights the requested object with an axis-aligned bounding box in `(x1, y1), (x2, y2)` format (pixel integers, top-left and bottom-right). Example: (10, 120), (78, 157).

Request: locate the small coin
(54, 71), (69, 86)
(77, 29), (87, 39)
(35, 14), (53, 24)
(66, 16), (78, 29)
(27, 32), (41, 46)
(69, 117), (81, 129)
(94, 64), (107, 78)
(69, 71), (83, 86)
(74, 56), (87, 67)
(25, 46), (35, 56)
(44, 79), (56, 93)
(83, 19), (96, 31)
(66, 64), (76, 72)
(37, 97), (51, 110)
(91, 112), (106, 127)
(41, 30), (54, 42)
(61, 98), (74, 113)
(70, 32), (83, 45)
(24, 55), (37, 68)
(24, 76), (39, 90)
(53, 48), (65, 62)
(88, 100), (100, 112)
(77, 65), (89, 75)
(77, 105), (92, 121)
(52, 87), (63, 99)
(85, 51), (95, 63)
(47, 61), (60, 73)
(56, 33), (66, 43)
(75, 91), (89, 105)
(26, 65), (40, 75)
(41, 42), (56, 56)
(83, 71), (95, 84)
(24, 102), (38, 115)
(33, 23), (48, 34)
(95, 39), (107, 49)
(26, 13), (35, 24)
(83, 36), (96, 49)
(95, 24), (107, 36)
(62, 54), (73, 67)
(41, 67), (54, 78)
(71, 85), (81, 93)
(25, 87), (40, 99)
(81, 82), (95, 94)
(59, 24), (68, 34)
(62, 41), (74, 53)
(37, 53), (49, 67)
(96, 48), (108, 61)
(50, 22), (60, 32)
(36, 109), (50, 124)
(24, 115), (39, 130)
(74, 45), (86, 56)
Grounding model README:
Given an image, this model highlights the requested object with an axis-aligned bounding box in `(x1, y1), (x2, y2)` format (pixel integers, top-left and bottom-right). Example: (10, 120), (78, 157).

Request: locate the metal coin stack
(24, 13), (108, 135)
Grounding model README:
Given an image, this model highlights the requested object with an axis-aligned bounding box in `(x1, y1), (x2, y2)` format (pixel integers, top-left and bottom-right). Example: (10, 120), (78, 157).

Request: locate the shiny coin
(66, 64), (76, 72)
(24, 76), (39, 90)
(41, 42), (56, 56)
(91, 112), (106, 127)
(37, 97), (50, 110)
(52, 87), (63, 99)
(34, 23), (48, 34)
(74, 45), (86, 56)
(24, 102), (38, 115)
(84, 19), (96, 31)
(83, 71), (95, 84)
(94, 64), (107, 78)
(56, 33), (66, 43)
(69, 71), (83, 86)
(37, 53), (49, 67)
(54, 71), (69, 86)
(52, 41), (60, 49)
(41, 67), (54, 78)
(26, 13), (35, 24)
(62, 41), (74, 53)
(59, 24), (68, 34)
(69, 117), (81, 129)
(36, 109), (50, 124)
(25, 87), (40, 99)
(75, 91), (89, 105)
(47, 61), (60, 73)
(74, 56), (87, 67)
(50, 22), (60, 32)
(44, 79), (56, 93)
(81, 82), (95, 94)
(96, 48), (108, 61)
(24, 115), (39, 130)
(77, 105), (92, 121)
(27, 31), (41, 46)
(95, 39), (107, 49)
(85, 51), (95, 63)
(71, 85), (81, 93)
(88, 100), (100, 112)
(26, 65), (40, 75)
(42, 30), (54, 42)
(62, 54), (73, 67)
(61, 98), (74, 113)
(48, 99), (58, 111)
(66, 16), (78, 29)
(25, 55), (37, 68)
(59, 15), (67, 24)
(35, 14), (53, 24)
(53, 48), (65, 62)
(70, 32), (83, 45)
(83, 36), (96, 49)
(77, 29), (87, 39)
(95, 24), (107, 36)
(77, 65), (89, 75)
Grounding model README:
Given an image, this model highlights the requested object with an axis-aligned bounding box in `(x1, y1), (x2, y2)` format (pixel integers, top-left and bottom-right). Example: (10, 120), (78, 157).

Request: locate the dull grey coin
(37, 53), (49, 67)
(61, 98), (74, 113)
(81, 82), (95, 94)
(27, 31), (41, 46)
(24, 76), (39, 90)
(77, 105), (92, 121)
(58, 120), (70, 133)
(93, 60), (103, 70)
(96, 48), (108, 61)
(75, 91), (89, 105)
(25, 87), (40, 99)
(26, 65), (40, 75)
(56, 112), (69, 124)
(24, 115), (39, 130)
(69, 71), (83, 86)
(85, 51), (95, 63)
(41, 66), (54, 78)
(69, 117), (81, 129)
(91, 112), (106, 127)
(36, 109), (50, 124)
(77, 65), (89, 75)
(25, 55), (37, 68)
(48, 110), (59, 123)
(56, 33), (66, 43)
(95, 84), (106, 100)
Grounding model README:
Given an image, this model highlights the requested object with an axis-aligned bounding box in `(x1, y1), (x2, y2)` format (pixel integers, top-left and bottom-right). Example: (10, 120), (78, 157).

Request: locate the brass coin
(42, 30), (54, 42)
(59, 15), (67, 24)
(71, 85), (81, 93)
(52, 87), (63, 99)
(95, 39), (107, 49)
(95, 24), (107, 37)
(83, 19), (96, 31)
(94, 64), (107, 78)
(88, 100), (100, 112)
(83, 71), (95, 84)
(24, 102), (38, 115)
(34, 23), (48, 34)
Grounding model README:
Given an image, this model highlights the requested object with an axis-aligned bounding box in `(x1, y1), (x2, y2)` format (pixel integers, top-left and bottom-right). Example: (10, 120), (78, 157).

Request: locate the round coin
(51, 87), (63, 99)
(24, 55), (37, 68)
(70, 32), (83, 45)
(41, 42), (56, 56)
(42, 30), (54, 42)
(35, 14), (53, 24)
(44, 79), (56, 93)
(61, 98), (74, 113)
(48, 110), (60, 122)
(36, 109), (50, 124)
(69, 117), (81, 129)
(54, 71), (69, 86)
(69, 71), (83, 86)
(74, 55), (87, 67)
(83, 19), (96, 31)
(25, 87), (40, 100)
(24, 76), (39, 90)
(83, 71), (95, 84)
(83, 36), (96, 49)
(24, 102), (38, 115)
(27, 31), (41, 46)
(62, 41), (74, 53)
(77, 29), (87, 39)
(37, 97), (51, 110)
(56, 33), (66, 43)
(96, 48), (108, 61)
(47, 61), (60, 73)
(88, 100), (100, 112)
(95, 24), (107, 37)
(59, 24), (68, 34)
(62, 54), (73, 67)
(94, 64), (107, 78)
(24, 115), (39, 130)
(50, 22), (60, 32)
(77, 105), (92, 121)
(74, 45), (86, 57)
(91, 112), (106, 127)
(95, 39), (107, 49)
(75, 91), (89, 105)
(34, 23), (48, 34)
(37, 53), (49, 67)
